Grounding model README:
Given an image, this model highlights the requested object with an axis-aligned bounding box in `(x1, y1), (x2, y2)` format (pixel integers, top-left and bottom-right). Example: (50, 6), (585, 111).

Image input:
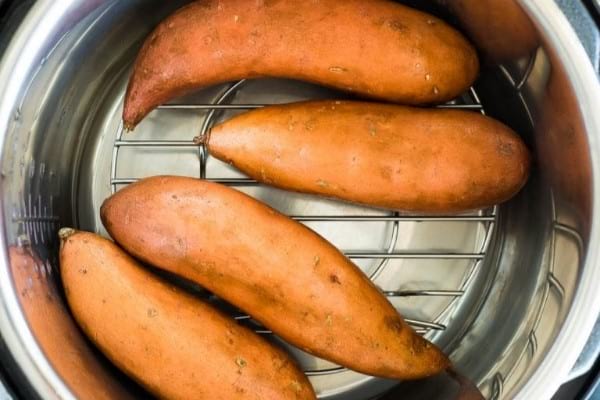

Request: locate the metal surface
(0, 0), (598, 399)
(584, 370), (600, 400)
(94, 76), (498, 398)
(573, 318), (600, 383)
(553, 0), (600, 384)
(556, 0), (600, 69)
(508, 1), (600, 399)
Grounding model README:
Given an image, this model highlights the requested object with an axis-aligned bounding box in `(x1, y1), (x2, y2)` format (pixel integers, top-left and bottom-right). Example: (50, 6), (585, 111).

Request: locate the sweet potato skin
(10, 245), (134, 400)
(59, 229), (315, 400)
(123, 0), (479, 128)
(207, 101), (531, 212)
(438, 0), (539, 62)
(101, 176), (450, 380)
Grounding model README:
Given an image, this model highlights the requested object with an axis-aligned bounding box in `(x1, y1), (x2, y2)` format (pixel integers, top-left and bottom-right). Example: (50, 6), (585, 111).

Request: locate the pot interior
(0, 1), (593, 399)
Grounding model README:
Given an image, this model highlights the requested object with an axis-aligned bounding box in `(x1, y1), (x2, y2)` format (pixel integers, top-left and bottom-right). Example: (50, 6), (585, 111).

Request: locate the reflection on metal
(487, 171), (582, 399)
(439, 0), (539, 63)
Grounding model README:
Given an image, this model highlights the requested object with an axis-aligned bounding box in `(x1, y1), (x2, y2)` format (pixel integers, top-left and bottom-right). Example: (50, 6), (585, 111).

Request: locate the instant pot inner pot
(1, 1), (591, 399)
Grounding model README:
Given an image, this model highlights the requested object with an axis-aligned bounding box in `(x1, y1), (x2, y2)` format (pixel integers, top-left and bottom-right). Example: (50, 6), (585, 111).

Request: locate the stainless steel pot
(0, 1), (599, 399)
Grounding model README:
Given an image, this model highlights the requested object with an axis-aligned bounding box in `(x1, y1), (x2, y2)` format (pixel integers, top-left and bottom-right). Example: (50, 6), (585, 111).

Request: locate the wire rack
(110, 79), (498, 376)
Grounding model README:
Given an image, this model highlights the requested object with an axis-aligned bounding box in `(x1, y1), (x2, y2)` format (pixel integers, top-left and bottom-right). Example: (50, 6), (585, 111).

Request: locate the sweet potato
(59, 228), (315, 400)
(438, 0), (539, 62)
(101, 176), (450, 380)
(380, 368), (484, 399)
(123, 0), (479, 129)
(10, 245), (134, 400)
(204, 101), (531, 212)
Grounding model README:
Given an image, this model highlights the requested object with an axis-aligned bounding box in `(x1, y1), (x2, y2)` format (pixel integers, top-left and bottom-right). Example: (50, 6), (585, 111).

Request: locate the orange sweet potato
(101, 176), (450, 380)
(9, 245), (134, 400)
(123, 0), (479, 129)
(59, 228), (315, 400)
(438, 0), (539, 62)
(205, 100), (531, 212)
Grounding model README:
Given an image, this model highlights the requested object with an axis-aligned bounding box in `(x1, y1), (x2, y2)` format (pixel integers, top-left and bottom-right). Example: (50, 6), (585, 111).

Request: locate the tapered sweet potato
(10, 245), (134, 400)
(123, 0), (479, 129)
(438, 0), (539, 62)
(205, 101), (530, 212)
(59, 228), (315, 400)
(101, 176), (450, 380)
